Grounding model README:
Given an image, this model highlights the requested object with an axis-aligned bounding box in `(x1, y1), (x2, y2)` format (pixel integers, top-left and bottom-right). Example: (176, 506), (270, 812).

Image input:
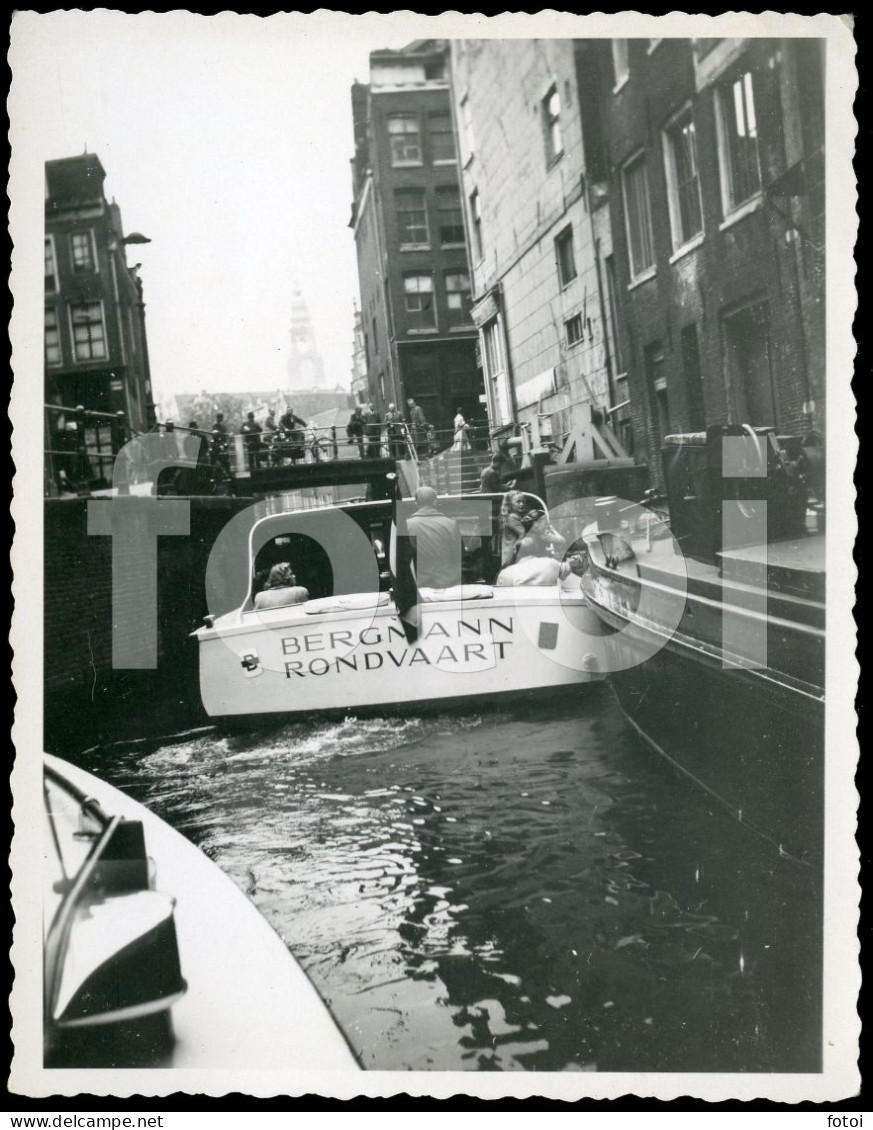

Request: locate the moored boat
(42, 754), (360, 1074)
(195, 491), (605, 721)
(579, 425), (825, 865)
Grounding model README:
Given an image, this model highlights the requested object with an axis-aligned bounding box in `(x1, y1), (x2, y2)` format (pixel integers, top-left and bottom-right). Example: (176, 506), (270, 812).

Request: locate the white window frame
(661, 102), (705, 255)
(436, 185), (466, 247)
(44, 305), (61, 366)
(621, 150), (656, 285)
(429, 110), (457, 165)
(403, 273), (437, 333)
(612, 40), (630, 93)
(396, 189), (430, 250)
(714, 71), (763, 221)
(68, 299), (109, 363)
(44, 235), (59, 293)
(444, 270), (472, 328)
(69, 228), (97, 274)
(387, 113), (423, 168)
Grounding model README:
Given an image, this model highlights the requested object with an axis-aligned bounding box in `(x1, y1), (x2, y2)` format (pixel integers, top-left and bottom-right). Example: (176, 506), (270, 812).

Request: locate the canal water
(86, 683), (822, 1073)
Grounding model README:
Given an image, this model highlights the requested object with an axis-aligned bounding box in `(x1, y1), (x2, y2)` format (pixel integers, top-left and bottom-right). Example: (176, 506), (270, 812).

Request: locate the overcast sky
(13, 11), (422, 402)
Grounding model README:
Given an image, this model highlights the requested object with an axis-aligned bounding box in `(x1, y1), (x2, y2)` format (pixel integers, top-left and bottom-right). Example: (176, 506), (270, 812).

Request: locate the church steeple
(287, 282), (325, 390)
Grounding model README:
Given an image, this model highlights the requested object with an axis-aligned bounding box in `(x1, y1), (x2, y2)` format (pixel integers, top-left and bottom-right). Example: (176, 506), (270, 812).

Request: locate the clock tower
(287, 283), (326, 390)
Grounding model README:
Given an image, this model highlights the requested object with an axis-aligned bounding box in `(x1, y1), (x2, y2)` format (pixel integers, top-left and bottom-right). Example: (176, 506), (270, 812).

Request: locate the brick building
(577, 37), (825, 479)
(349, 41), (483, 432)
(450, 40), (624, 450)
(44, 154), (154, 431)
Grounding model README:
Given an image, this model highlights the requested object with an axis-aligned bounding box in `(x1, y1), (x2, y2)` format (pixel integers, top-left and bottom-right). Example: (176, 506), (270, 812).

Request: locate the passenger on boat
(406, 486), (464, 589)
(495, 491), (566, 587)
(253, 563), (310, 610)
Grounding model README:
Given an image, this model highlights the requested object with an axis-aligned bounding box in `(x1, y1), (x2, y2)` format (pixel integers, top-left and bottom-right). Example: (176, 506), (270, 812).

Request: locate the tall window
(396, 189), (429, 248)
(70, 230), (95, 273)
(605, 255), (625, 373)
(622, 154), (655, 280)
(69, 301), (107, 361)
(44, 307), (61, 365)
(429, 111), (456, 163)
(663, 106), (703, 249)
(460, 95), (475, 161)
(387, 114), (422, 167)
(436, 185), (465, 245)
(715, 71), (761, 214)
(542, 85), (563, 163)
(444, 271), (472, 327)
(482, 318), (504, 377)
(469, 188), (483, 258)
(44, 237), (58, 293)
(555, 226), (577, 287)
(612, 40), (629, 89)
(680, 323), (706, 429)
(403, 273), (435, 331)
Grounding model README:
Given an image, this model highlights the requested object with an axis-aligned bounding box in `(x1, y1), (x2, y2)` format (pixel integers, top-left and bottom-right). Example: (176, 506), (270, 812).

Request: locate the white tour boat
(195, 492), (604, 721)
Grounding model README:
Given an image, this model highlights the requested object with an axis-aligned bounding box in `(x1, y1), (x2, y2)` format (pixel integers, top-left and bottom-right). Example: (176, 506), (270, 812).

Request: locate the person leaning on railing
(347, 406), (365, 458)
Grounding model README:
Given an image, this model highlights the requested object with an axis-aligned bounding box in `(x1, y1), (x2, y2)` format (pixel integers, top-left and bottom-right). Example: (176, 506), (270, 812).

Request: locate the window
(722, 301), (776, 426)
(387, 114), (422, 167)
(444, 271), (472, 327)
(460, 95), (475, 161)
(70, 230), (95, 273)
(44, 237), (58, 293)
(396, 189), (429, 248)
(663, 106), (703, 249)
(542, 85), (563, 163)
(565, 313), (584, 346)
(45, 307), (61, 365)
(612, 40), (629, 89)
(605, 255), (625, 373)
(482, 318), (504, 377)
(429, 111), (456, 163)
(372, 315), (377, 352)
(715, 71), (761, 214)
(622, 154), (655, 280)
(69, 301), (107, 361)
(555, 226), (577, 287)
(403, 273), (435, 331)
(436, 185), (465, 245)
(469, 188), (483, 258)
(424, 59), (446, 81)
(645, 343), (669, 445)
(680, 323), (706, 429)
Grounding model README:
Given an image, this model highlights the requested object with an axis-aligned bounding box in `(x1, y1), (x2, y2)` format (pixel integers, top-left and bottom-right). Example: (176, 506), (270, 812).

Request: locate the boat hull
(583, 586), (824, 864)
(197, 588), (605, 720)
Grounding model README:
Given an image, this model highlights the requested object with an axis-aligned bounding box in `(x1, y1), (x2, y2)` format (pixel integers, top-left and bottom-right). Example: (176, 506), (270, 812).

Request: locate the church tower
(287, 283), (326, 390)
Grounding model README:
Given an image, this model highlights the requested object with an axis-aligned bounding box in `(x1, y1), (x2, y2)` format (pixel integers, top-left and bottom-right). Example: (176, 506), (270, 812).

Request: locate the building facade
(349, 41), (483, 431)
(450, 39), (624, 452)
(350, 302), (368, 406)
(44, 154), (153, 432)
(578, 37), (825, 478)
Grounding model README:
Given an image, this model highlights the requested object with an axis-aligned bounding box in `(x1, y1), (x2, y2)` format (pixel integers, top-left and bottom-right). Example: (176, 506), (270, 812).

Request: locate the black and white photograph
(8, 9), (858, 1104)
